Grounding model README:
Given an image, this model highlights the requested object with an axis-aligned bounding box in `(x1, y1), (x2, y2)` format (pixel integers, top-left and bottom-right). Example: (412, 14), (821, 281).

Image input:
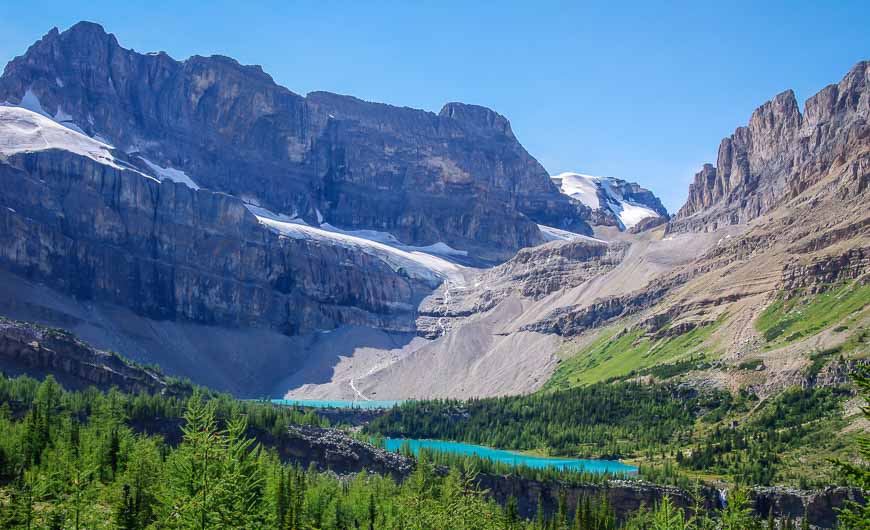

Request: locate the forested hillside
(1, 373), (866, 528)
(367, 382), (857, 489)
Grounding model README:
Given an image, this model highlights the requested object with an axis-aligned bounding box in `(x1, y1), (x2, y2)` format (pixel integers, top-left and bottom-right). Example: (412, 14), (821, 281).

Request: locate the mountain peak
(673, 58), (869, 230)
(439, 102), (514, 138)
(65, 20), (109, 35)
(58, 20), (119, 48)
(551, 172), (667, 231)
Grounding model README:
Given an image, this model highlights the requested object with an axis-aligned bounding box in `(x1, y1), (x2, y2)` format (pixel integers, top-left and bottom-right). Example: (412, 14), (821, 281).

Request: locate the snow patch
(538, 224), (606, 244)
(141, 159), (200, 190)
(552, 172), (601, 209)
(0, 105), (133, 173)
(246, 204), (467, 286)
(16, 89), (48, 116)
(52, 107), (87, 135)
(4, 88), (91, 137)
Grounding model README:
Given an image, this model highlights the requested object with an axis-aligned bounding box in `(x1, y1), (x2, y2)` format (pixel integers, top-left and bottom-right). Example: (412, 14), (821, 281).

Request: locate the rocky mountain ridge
(0, 21), (591, 261)
(0, 317), (169, 393)
(673, 60), (869, 232)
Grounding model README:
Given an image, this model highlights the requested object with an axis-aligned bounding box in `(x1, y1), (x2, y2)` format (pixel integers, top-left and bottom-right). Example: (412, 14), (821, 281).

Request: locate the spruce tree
(114, 483), (138, 530)
(833, 367), (870, 528)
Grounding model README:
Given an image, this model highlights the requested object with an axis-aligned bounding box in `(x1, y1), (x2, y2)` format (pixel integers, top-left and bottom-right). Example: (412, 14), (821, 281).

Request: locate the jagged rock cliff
(0, 21), (589, 260)
(673, 61), (870, 232)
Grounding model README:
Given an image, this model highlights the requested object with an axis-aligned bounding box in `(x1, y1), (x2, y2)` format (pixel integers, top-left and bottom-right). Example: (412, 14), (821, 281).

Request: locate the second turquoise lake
(382, 438), (637, 474)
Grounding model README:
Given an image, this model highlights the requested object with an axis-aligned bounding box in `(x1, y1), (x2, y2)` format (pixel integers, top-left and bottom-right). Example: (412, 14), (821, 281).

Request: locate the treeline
(0, 373), (866, 528)
(366, 383), (725, 459)
(0, 375), (508, 528)
(366, 382), (853, 487)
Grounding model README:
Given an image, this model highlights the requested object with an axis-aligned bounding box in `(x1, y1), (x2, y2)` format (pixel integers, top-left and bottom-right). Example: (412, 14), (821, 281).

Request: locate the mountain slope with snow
(0, 100), (468, 294)
(0, 105), (131, 171)
(246, 204), (470, 287)
(551, 172), (667, 230)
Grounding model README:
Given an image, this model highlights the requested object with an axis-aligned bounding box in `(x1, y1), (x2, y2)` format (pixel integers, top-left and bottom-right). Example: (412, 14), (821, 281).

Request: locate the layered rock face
(416, 237), (625, 338)
(0, 22), (589, 260)
(0, 149), (426, 336)
(673, 61), (870, 231)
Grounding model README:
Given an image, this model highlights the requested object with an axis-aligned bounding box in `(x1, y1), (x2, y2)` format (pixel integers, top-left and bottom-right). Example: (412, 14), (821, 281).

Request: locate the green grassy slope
(545, 316), (724, 390)
(755, 281), (870, 347)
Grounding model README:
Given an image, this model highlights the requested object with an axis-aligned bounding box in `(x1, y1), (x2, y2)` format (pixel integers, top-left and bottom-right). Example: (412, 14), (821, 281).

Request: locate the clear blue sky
(2, 1), (868, 212)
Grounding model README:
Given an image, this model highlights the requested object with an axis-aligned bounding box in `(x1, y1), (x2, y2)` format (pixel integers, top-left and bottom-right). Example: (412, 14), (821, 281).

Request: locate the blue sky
(1, 1), (868, 212)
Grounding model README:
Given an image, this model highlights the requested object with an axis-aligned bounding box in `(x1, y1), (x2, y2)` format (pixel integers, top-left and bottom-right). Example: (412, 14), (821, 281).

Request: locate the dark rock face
(673, 61), (870, 232)
(0, 317), (167, 393)
(629, 214), (668, 234)
(617, 181), (669, 218)
(751, 487), (867, 529)
(281, 425), (413, 480)
(0, 150), (426, 336)
(0, 22), (589, 260)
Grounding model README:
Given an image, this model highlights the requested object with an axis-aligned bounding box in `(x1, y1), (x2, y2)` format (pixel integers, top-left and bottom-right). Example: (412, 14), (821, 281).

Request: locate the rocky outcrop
(629, 214), (668, 234)
(279, 425), (414, 480)
(416, 238), (624, 338)
(672, 61), (870, 232)
(0, 22), (589, 260)
(751, 487), (866, 529)
(0, 317), (168, 393)
(521, 281), (673, 337)
(780, 247), (869, 293)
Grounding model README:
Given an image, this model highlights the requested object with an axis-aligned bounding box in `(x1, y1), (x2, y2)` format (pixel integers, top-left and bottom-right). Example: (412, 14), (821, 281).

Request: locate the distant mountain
(300, 60), (870, 400)
(551, 172), (668, 230)
(0, 21), (594, 393)
(1, 20), (866, 406)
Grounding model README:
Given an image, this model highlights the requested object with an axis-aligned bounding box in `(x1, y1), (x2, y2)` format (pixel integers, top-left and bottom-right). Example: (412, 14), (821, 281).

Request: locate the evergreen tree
(506, 495), (520, 528)
(115, 483), (138, 530)
(833, 367), (870, 529)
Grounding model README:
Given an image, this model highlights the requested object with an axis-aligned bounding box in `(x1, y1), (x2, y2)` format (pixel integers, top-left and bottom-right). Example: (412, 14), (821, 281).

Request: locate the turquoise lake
(382, 438), (637, 474)
(270, 400), (636, 474)
(271, 398), (406, 409)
